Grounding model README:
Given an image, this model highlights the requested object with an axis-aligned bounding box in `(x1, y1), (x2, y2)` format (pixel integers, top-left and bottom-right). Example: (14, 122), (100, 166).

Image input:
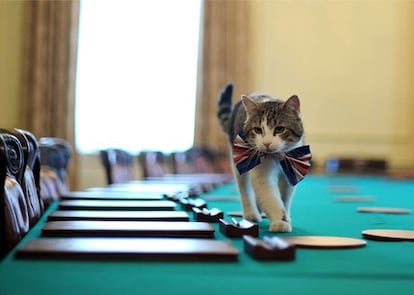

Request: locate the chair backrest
(18, 129), (41, 195)
(100, 149), (135, 185)
(169, 151), (193, 174)
(38, 137), (72, 206)
(38, 137), (72, 181)
(0, 129), (43, 226)
(325, 157), (388, 175)
(170, 146), (224, 174)
(138, 151), (166, 178)
(0, 133), (30, 258)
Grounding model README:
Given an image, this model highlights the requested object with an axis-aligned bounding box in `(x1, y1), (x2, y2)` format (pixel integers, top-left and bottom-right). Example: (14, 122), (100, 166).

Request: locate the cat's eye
(253, 127), (262, 134)
(274, 126), (286, 135)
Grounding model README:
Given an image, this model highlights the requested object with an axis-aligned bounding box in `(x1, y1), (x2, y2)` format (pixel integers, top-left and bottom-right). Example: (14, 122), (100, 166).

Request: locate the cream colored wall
(250, 0), (414, 170)
(0, 1), (24, 128)
(76, 154), (107, 190)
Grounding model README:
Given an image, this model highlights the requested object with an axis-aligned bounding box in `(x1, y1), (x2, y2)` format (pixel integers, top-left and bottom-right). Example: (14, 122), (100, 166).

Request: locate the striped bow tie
(232, 132), (312, 186)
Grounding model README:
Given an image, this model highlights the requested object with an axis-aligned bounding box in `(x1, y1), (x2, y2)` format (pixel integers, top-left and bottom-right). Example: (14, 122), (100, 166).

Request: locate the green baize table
(1, 175), (414, 294)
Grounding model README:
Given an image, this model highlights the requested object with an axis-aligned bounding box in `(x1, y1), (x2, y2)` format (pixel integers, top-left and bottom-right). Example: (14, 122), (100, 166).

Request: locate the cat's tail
(217, 83), (233, 134)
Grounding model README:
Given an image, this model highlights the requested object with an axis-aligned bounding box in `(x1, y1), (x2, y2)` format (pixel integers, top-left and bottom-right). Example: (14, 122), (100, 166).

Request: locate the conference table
(1, 174), (414, 294)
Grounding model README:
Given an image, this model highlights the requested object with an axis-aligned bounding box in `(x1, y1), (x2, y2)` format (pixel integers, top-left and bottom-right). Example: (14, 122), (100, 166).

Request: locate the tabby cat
(217, 83), (311, 232)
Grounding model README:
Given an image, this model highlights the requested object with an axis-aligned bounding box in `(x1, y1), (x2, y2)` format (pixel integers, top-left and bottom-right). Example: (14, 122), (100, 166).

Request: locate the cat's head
(241, 94), (304, 153)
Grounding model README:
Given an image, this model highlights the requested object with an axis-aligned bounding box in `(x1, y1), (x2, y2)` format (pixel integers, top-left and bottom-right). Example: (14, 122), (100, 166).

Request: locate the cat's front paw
(269, 220), (292, 232)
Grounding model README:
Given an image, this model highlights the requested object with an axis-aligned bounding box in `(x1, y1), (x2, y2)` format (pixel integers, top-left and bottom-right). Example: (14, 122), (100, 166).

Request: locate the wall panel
(250, 0), (414, 170)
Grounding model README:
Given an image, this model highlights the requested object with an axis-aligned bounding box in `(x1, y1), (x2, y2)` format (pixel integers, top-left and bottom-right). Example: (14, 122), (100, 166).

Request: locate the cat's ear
(241, 95), (257, 116)
(285, 95), (301, 113)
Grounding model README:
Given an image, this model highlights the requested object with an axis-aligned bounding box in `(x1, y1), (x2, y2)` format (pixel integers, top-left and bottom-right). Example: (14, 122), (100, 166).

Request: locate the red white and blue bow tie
(232, 132), (312, 186)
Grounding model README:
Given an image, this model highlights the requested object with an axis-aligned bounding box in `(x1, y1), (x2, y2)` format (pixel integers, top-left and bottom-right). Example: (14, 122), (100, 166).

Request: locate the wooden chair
(38, 137), (72, 206)
(170, 146), (226, 174)
(100, 149), (135, 185)
(325, 157), (388, 175)
(138, 151), (166, 178)
(169, 151), (194, 174)
(0, 129), (43, 226)
(19, 130), (41, 197)
(38, 137), (72, 181)
(0, 133), (30, 258)
(166, 147), (233, 193)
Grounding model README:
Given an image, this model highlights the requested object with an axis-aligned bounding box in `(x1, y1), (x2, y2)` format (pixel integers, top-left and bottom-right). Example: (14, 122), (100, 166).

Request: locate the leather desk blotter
(87, 183), (191, 195)
(48, 210), (190, 222)
(41, 221), (215, 238)
(15, 237), (239, 261)
(61, 191), (164, 200)
(58, 200), (176, 211)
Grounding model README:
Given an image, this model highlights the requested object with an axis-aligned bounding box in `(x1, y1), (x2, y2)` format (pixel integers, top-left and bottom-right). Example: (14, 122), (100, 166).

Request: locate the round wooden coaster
(357, 207), (412, 214)
(328, 185), (359, 193)
(283, 235), (366, 249)
(335, 196), (375, 203)
(362, 229), (414, 241)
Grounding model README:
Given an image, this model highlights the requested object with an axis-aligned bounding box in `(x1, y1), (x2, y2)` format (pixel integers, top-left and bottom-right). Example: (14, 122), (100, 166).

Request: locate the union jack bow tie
(232, 132), (312, 186)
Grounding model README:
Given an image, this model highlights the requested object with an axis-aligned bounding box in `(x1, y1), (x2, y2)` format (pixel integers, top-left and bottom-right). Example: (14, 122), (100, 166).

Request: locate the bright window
(75, 0), (202, 154)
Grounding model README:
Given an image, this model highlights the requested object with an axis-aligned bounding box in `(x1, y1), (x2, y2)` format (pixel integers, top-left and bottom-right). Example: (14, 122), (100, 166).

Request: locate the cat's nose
(263, 142), (271, 149)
